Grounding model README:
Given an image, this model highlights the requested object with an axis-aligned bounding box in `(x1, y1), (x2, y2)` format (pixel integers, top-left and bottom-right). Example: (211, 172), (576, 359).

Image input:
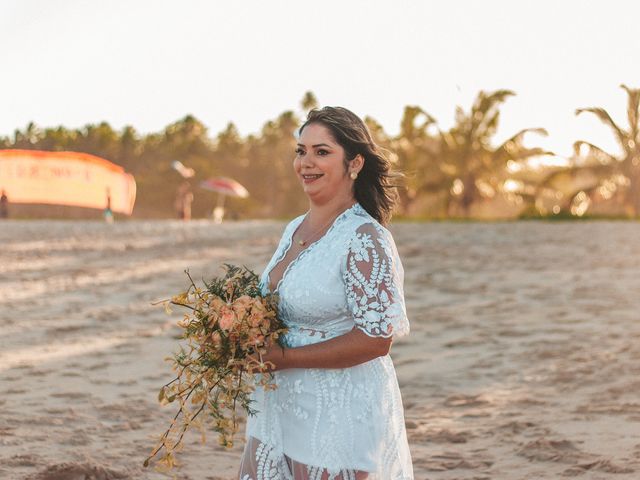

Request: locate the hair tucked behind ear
(299, 107), (402, 226)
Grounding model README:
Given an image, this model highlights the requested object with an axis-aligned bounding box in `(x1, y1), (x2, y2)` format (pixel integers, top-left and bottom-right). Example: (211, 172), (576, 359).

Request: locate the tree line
(1, 87), (638, 219)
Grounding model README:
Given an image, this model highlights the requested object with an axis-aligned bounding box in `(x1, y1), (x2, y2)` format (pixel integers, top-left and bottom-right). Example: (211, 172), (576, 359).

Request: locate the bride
(239, 106), (413, 479)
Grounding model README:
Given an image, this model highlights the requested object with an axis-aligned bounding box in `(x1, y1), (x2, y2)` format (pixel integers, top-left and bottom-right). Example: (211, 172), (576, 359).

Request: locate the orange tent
(0, 149), (136, 215)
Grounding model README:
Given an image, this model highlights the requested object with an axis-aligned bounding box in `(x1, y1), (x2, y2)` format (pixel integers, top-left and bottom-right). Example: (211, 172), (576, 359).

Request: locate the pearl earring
(350, 171), (358, 180)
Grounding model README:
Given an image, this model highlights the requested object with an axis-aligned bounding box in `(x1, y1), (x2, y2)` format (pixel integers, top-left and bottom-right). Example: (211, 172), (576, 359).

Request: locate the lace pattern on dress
(344, 222), (409, 338)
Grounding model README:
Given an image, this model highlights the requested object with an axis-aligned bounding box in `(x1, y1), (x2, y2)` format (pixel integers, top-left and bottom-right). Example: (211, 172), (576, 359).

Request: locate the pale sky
(1, 0), (639, 158)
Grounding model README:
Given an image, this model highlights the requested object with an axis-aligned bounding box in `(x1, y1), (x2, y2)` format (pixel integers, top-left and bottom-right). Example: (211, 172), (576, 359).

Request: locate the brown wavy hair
(299, 106), (401, 226)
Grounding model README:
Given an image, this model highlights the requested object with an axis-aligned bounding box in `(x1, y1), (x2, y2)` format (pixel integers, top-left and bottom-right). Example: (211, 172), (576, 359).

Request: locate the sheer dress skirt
(238, 346), (412, 480)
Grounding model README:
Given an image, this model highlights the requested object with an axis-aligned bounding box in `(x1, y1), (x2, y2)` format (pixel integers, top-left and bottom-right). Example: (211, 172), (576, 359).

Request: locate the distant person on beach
(104, 189), (114, 223)
(175, 181), (194, 221)
(0, 189), (8, 218)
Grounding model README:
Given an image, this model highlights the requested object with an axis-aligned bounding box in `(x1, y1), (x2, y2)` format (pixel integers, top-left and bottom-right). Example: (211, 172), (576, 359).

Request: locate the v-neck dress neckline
(266, 202), (359, 294)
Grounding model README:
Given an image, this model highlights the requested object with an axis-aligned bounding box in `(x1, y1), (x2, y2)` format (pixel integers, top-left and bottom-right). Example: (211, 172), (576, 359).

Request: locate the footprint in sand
(61, 430), (93, 446)
(516, 436), (634, 474)
(562, 459), (635, 476)
(444, 393), (492, 408)
(497, 420), (538, 435)
(5, 453), (43, 467)
(6, 388), (27, 394)
(414, 451), (493, 472)
(50, 391), (92, 400)
(518, 437), (586, 463)
(408, 426), (471, 444)
(25, 462), (129, 480)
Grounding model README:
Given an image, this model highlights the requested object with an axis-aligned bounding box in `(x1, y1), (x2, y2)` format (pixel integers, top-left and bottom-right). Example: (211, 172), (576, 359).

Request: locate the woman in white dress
(238, 107), (413, 480)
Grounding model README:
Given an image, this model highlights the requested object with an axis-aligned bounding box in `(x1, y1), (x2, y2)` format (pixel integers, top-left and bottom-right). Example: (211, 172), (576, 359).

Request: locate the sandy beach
(1, 219), (639, 480)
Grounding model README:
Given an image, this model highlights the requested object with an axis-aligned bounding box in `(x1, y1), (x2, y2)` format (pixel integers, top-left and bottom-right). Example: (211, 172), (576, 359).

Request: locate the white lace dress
(239, 203), (413, 480)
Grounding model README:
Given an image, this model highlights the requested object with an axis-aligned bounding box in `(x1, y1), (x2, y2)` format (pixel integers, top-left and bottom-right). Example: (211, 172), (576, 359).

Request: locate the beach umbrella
(199, 177), (249, 223)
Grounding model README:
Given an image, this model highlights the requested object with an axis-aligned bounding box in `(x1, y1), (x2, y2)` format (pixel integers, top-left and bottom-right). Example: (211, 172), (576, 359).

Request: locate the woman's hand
(248, 340), (287, 372)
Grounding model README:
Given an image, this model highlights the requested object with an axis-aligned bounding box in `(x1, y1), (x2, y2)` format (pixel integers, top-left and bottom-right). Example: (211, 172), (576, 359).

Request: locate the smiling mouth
(302, 174), (324, 180)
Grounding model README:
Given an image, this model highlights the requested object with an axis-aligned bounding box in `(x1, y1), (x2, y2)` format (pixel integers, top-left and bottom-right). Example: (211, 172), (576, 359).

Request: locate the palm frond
(500, 127), (548, 147)
(620, 84), (640, 142)
(464, 90), (515, 148)
(438, 130), (458, 152)
(508, 147), (555, 162)
(575, 107), (628, 150)
(400, 106), (438, 138)
(493, 128), (552, 164)
(475, 90), (515, 112)
(421, 110), (438, 127)
(476, 110), (500, 140)
(572, 141), (619, 164)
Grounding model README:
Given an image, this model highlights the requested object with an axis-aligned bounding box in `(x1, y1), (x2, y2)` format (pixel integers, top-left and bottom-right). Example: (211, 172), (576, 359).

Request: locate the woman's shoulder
(345, 204), (393, 236)
(341, 204), (397, 254)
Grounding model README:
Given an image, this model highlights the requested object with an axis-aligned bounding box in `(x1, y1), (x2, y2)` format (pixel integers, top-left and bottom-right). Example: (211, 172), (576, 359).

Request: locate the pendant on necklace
(298, 239), (306, 246)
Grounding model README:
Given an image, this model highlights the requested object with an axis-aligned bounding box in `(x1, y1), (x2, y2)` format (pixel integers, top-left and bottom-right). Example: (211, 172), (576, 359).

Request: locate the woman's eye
(295, 148), (305, 156)
(317, 149), (329, 156)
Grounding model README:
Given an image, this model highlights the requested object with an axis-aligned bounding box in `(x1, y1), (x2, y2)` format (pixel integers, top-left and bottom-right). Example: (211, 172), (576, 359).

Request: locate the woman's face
(294, 123), (355, 204)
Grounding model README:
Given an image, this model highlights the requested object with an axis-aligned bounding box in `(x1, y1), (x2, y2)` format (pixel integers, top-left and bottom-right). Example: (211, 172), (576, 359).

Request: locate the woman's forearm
(269, 327), (392, 370)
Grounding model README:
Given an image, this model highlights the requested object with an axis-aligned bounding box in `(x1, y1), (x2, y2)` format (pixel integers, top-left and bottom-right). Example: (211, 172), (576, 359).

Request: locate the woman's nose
(300, 153), (315, 167)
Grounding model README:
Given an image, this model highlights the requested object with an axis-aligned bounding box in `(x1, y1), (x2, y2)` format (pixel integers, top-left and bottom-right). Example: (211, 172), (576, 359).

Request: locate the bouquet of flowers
(144, 264), (287, 470)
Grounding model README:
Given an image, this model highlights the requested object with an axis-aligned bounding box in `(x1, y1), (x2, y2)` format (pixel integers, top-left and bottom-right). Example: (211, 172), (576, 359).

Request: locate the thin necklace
(295, 202), (355, 247)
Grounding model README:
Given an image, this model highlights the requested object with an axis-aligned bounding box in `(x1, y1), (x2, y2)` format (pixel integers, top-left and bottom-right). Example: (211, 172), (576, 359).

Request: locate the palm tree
(391, 106), (445, 215)
(13, 122), (42, 148)
(543, 84), (640, 217)
(300, 91), (319, 114)
(248, 110), (303, 217)
(424, 90), (552, 217)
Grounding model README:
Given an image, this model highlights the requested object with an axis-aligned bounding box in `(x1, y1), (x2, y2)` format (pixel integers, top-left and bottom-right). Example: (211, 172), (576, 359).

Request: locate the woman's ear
(353, 154), (365, 173)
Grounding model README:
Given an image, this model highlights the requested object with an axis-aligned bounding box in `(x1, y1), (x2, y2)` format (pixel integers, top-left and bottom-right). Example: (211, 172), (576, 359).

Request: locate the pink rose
(219, 306), (236, 331)
(206, 297), (225, 326)
(251, 297), (267, 313)
(248, 311), (263, 328)
(232, 295), (252, 320)
(208, 296), (225, 311)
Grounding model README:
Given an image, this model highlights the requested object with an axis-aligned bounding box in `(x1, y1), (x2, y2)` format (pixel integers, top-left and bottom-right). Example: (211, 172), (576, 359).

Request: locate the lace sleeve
(343, 222), (410, 339)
